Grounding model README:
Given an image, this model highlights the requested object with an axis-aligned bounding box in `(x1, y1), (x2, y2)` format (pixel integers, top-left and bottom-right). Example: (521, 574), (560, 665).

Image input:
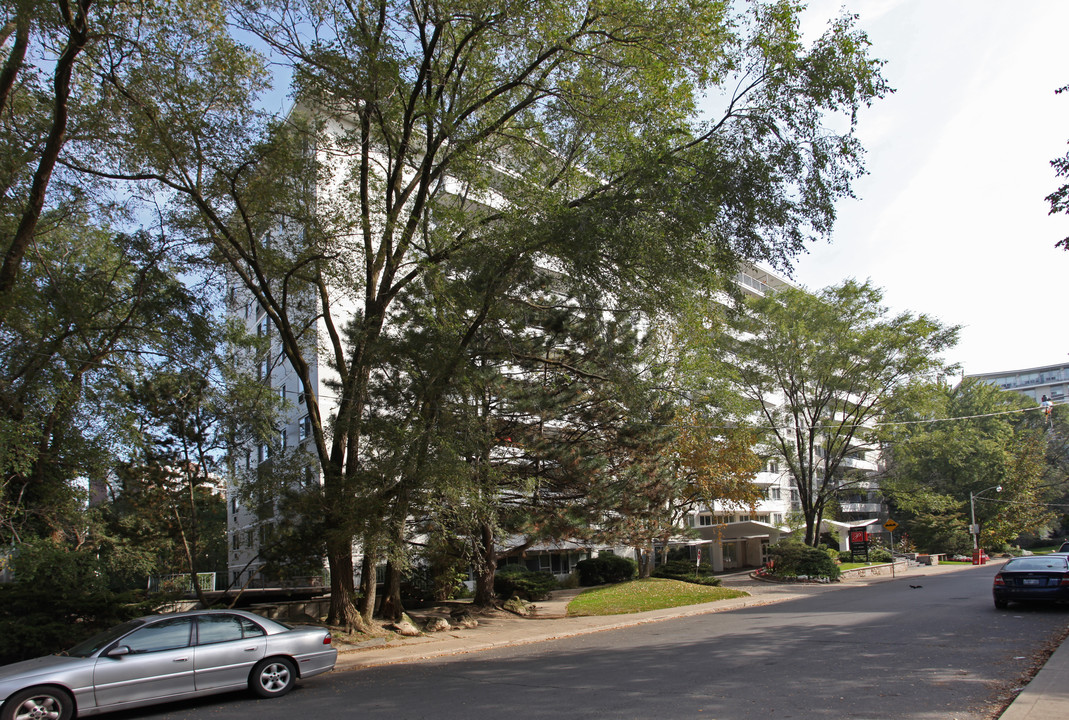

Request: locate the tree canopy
(709, 280), (959, 545)
(880, 379), (1058, 554)
(1, 0), (891, 632)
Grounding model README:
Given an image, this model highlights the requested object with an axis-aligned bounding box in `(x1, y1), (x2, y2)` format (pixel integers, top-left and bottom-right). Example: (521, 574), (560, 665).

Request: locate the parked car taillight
(993, 574), (1005, 586)
(323, 634), (332, 644)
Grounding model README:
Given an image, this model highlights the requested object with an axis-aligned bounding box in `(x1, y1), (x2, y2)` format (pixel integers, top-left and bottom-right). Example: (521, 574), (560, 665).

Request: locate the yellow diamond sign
(883, 519), (899, 532)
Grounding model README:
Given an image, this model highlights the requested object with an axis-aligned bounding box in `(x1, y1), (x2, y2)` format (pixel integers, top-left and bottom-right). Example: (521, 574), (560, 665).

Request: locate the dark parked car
(1057, 541), (1069, 553)
(993, 555), (1069, 609)
(0, 609), (336, 720)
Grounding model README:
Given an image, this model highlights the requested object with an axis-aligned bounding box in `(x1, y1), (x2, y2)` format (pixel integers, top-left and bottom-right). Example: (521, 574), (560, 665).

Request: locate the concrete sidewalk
(997, 627), (1069, 719)
(330, 562), (1068, 719)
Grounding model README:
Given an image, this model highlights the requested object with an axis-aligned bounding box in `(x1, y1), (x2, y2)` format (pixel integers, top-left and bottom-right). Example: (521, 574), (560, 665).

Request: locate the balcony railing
(735, 272), (772, 295)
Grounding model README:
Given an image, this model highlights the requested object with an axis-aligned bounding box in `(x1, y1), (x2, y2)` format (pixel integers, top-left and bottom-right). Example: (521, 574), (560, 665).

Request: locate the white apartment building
(225, 291), (331, 590)
(966, 362), (1069, 404)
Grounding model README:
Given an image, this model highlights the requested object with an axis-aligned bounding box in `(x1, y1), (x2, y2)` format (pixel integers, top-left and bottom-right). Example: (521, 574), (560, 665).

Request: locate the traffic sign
(883, 519), (899, 532)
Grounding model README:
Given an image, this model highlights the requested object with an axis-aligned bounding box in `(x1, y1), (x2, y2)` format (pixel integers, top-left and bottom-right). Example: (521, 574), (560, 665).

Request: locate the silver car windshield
(65, 619), (146, 658)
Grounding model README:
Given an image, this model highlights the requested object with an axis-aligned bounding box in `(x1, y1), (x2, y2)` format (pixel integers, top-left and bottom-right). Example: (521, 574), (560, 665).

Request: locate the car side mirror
(106, 645), (131, 658)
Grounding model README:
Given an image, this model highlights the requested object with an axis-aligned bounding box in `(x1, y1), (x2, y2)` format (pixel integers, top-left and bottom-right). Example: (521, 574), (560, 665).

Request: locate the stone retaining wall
(839, 559), (908, 579)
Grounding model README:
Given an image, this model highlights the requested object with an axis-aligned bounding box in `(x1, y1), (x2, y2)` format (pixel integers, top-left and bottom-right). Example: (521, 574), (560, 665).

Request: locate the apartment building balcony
(839, 502), (884, 514)
(734, 267), (792, 297)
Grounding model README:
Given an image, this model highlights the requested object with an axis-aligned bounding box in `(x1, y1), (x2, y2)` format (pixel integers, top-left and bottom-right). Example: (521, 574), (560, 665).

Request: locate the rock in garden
(388, 620), (421, 637)
(450, 610), (479, 629)
(503, 597), (531, 616)
(423, 617), (452, 633)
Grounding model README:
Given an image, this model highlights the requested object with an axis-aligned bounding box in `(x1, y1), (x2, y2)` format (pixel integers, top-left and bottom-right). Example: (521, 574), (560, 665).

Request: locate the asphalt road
(118, 564), (1069, 720)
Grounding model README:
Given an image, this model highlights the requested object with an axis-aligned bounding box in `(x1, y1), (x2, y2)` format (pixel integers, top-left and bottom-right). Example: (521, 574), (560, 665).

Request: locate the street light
(970, 485), (1002, 552)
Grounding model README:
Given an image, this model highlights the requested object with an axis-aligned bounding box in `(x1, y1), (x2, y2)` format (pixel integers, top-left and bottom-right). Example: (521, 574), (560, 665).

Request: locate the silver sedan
(0, 609), (337, 720)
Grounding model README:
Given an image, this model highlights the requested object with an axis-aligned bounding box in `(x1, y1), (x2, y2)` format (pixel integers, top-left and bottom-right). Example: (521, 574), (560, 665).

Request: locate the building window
(769, 486), (781, 500)
(231, 496), (239, 514)
(773, 513), (784, 525)
(698, 514), (713, 527)
(232, 533), (240, 550)
(767, 460), (779, 473)
(299, 415), (311, 442)
(258, 444), (270, 464)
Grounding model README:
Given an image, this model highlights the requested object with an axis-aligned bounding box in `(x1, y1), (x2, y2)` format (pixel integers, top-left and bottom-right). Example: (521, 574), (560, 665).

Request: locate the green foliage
(652, 559), (722, 586)
(702, 280), (959, 546)
(881, 379), (1056, 553)
(127, 0), (890, 624)
(575, 555), (638, 586)
(868, 546), (892, 563)
(0, 538), (156, 664)
(902, 513), (974, 556)
(767, 540), (841, 580)
(493, 564), (558, 601)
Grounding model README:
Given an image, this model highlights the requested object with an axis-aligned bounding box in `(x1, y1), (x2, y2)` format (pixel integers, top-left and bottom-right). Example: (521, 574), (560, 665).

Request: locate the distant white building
(966, 362), (1069, 404)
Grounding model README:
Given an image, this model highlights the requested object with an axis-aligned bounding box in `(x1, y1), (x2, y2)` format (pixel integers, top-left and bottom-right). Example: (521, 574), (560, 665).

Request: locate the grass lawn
(566, 578), (748, 617)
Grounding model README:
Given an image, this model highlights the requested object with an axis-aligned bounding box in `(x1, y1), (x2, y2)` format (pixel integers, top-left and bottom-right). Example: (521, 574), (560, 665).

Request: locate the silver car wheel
(4, 688), (72, 720)
(251, 658), (296, 698)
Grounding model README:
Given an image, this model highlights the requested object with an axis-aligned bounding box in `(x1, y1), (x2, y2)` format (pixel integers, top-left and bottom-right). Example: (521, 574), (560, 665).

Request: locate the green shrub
(652, 559), (722, 586)
(838, 552), (854, 563)
(869, 546), (892, 563)
(575, 555), (637, 586)
(493, 564), (558, 601)
(0, 538), (155, 665)
(665, 547), (691, 562)
(767, 540), (841, 580)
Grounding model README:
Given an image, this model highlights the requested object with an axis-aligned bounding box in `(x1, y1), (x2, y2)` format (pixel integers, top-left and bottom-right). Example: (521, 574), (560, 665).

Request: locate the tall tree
(96, 0), (888, 629)
(0, 225), (207, 544)
(711, 280), (959, 546)
(880, 379), (1056, 554)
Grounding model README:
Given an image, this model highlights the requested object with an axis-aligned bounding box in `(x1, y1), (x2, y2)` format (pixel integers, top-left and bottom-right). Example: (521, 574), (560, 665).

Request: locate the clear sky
(786, 1), (1069, 376)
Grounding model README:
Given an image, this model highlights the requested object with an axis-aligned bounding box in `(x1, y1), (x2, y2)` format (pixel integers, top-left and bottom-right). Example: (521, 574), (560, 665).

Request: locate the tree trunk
(326, 537), (371, 632)
(472, 521), (497, 607)
(379, 559), (403, 622)
(804, 505), (819, 546)
(0, 0), (91, 314)
(636, 544), (652, 578)
(357, 548), (378, 624)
